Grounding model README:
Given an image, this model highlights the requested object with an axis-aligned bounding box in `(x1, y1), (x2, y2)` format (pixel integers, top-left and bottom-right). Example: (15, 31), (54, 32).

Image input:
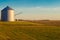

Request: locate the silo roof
(2, 6), (14, 11)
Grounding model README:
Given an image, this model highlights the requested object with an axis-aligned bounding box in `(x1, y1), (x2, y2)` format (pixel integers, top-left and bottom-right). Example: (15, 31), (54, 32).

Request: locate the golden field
(0, 20), (60, 40)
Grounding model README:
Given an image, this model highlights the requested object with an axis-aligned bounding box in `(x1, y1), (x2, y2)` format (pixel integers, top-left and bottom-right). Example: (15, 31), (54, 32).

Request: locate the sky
(0, 0), (60, 20)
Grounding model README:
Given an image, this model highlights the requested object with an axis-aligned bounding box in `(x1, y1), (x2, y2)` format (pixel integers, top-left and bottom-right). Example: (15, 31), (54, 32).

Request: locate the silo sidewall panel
(8, 10), (15, 21)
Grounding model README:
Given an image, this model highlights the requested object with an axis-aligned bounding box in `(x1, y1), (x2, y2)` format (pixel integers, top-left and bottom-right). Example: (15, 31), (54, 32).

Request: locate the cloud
(15, 7), (60, 20)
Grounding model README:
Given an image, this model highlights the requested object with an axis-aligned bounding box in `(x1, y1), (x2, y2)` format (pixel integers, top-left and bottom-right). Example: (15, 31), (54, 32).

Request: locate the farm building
(1, 6), (15, 21)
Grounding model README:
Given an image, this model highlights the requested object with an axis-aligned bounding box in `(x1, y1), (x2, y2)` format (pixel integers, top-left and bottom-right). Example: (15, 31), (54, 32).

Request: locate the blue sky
(0, 0), (60, 20)
(0, 0), (60, 7)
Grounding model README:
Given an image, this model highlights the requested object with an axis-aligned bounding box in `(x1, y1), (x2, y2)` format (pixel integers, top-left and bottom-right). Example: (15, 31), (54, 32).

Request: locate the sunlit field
(0, 20), (60, 40)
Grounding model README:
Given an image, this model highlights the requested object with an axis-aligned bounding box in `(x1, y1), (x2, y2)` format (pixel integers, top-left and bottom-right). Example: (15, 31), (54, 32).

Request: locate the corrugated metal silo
(1, 6), (15, 21)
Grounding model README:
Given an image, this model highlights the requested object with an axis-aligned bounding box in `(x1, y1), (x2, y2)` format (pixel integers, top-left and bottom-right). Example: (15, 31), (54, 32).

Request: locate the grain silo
(1, 6), (15, 21)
